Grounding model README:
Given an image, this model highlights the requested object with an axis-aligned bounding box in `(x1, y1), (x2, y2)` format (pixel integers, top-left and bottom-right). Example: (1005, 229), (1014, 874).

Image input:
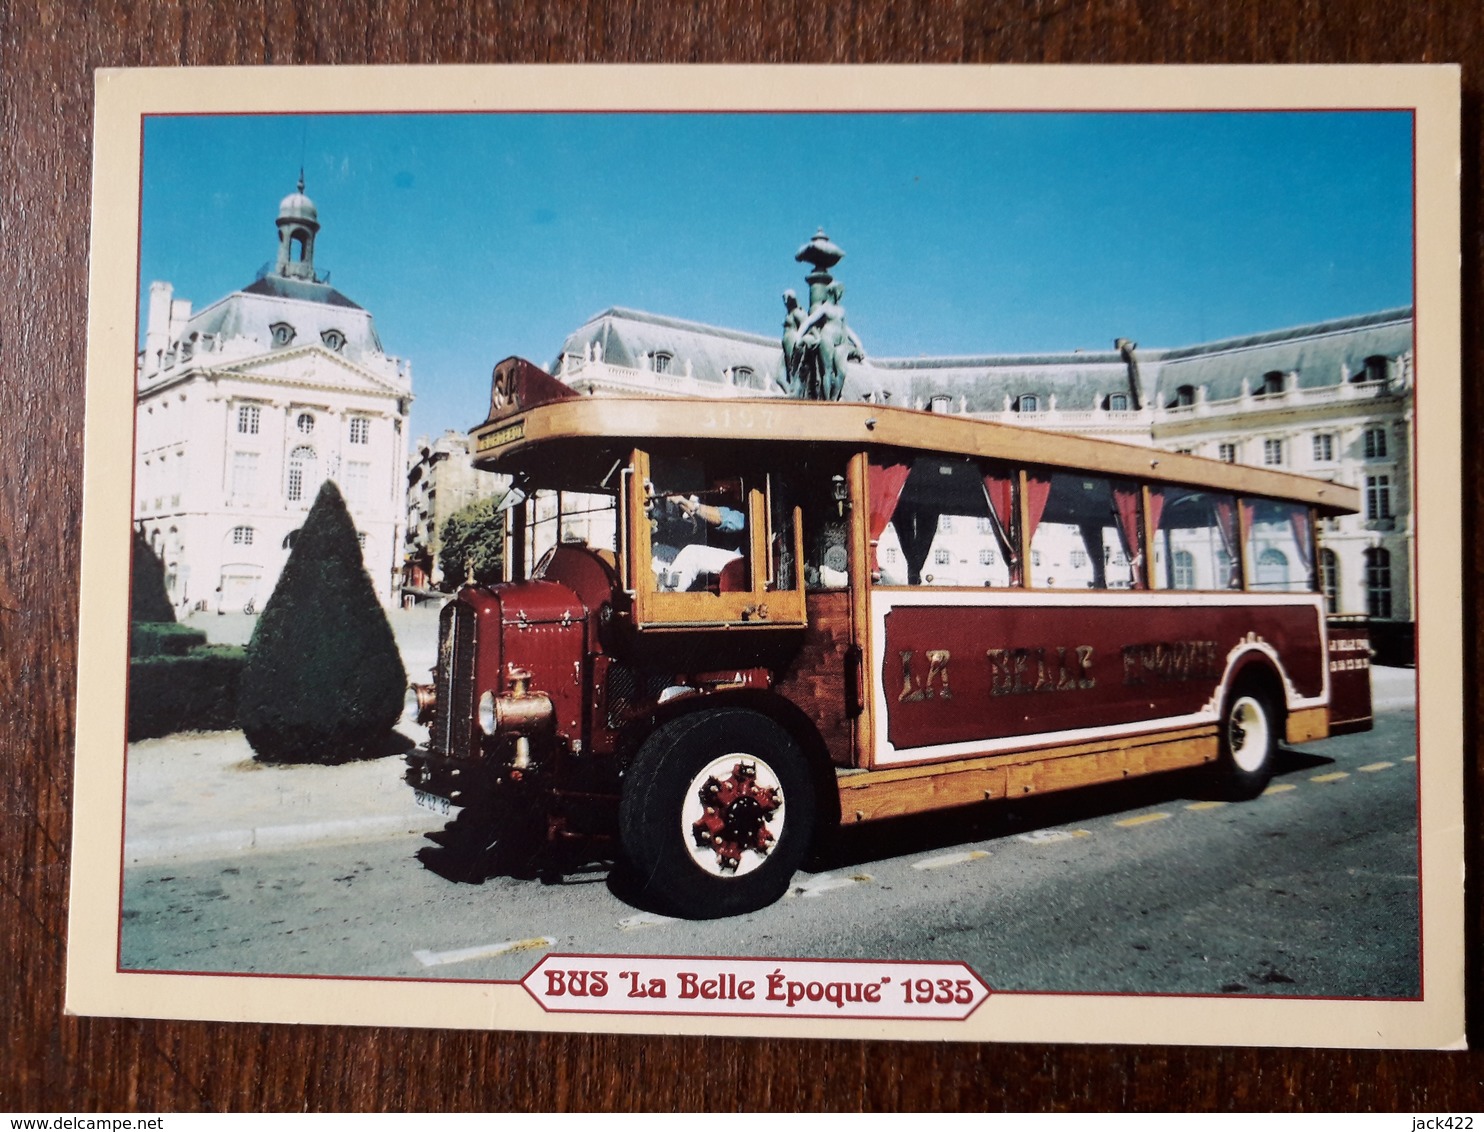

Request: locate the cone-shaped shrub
(238, 481), (406, 763)
(131, 526), (176, 624)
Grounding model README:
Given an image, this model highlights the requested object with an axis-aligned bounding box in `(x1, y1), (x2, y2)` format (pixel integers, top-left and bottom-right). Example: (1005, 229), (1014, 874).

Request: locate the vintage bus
(405, 357), (1372, 919)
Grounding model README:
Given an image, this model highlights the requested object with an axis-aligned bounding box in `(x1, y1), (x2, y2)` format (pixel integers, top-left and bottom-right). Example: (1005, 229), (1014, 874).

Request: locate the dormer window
(652, 351), (673, 374)
(321, 329), (346, 352)
(1171, 385), (1195, 408)
(733, 366), (756, 388)
(1107, 393), (1129, 412)
(1261, 371), (1286, 396)
(270, 322), (296, 348)
(1015, 394), (1039, 413)
(930, 394), (952, 414)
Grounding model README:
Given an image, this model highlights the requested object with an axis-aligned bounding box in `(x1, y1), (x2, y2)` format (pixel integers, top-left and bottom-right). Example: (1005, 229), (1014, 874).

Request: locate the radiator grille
(435, 601), (477, 757)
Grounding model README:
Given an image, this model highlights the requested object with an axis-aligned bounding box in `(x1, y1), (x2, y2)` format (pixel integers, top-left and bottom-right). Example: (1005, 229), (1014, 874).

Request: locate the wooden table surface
(3, 0), (1480, 1112)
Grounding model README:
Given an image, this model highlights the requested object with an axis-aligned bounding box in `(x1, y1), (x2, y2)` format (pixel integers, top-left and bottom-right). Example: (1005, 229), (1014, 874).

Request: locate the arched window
(1365, 548), (1393, 619)
(930, 394), (951, 414)
(1016, 394), (1039, 413)
(283, 529), (300, 551)
(1107, 393), (1129, 412)
(270, 322), (296, 348)
(321, 329), (346, 352)
(287, 446), (317, 503)
(1261, 370), (1286, 396)
(652, 351), (673, 374)
(1320, 548), (1339, 613)
(1171, 385), (1195, 408)
(295, 412), (316, 435)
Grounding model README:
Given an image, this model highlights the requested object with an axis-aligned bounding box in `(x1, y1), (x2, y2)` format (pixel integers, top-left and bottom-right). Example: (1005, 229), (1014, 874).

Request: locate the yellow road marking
(1262, 783), (1298, 795)
(1185, 801), (1227, 811)
(1403, 756), (1418, 763)
(912, 850), (990, 870)
(1310, 772), (1350, 783)
(1358, 762), (1395, 773)
(414, 936), (555, 967)
(1115, 812), (1172, 828)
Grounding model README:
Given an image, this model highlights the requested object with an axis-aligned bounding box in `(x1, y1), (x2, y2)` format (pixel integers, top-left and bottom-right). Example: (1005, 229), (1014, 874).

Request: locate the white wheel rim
(1228, 696), (1271, 774)
(681, 752), (786, 879)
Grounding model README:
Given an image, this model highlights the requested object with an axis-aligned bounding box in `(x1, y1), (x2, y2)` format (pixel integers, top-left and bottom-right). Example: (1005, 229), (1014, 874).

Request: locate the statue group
(779, 230), (865, 402)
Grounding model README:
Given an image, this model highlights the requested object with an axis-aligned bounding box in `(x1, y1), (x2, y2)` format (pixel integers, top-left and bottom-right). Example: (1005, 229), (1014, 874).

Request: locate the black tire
(1213, 681), (1280, 800)
(619, 709), (815, 919)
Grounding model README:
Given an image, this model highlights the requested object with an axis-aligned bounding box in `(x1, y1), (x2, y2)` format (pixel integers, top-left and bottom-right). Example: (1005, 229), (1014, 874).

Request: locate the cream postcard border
(68, 64), (1465, 1047)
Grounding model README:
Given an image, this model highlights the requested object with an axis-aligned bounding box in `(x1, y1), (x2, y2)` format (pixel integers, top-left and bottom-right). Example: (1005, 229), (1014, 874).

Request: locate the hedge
(127, 647), (246, 741)
(130, 621), (208, 658)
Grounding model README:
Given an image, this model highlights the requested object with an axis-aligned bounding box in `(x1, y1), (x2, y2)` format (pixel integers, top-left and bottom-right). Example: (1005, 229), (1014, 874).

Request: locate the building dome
(278, 188), (318, 224)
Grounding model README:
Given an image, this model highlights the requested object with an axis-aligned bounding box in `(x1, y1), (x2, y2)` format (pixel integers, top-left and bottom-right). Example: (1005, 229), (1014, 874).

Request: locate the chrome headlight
(478, 689), (498, 735)
(403, 683), (435, 725)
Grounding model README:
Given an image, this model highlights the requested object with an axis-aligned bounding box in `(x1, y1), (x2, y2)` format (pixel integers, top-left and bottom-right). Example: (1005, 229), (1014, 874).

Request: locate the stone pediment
(215, 345), (406, 396)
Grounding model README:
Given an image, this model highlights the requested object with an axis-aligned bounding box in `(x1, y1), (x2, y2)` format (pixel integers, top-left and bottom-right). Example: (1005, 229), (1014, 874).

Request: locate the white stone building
(134, 180), (412, 612)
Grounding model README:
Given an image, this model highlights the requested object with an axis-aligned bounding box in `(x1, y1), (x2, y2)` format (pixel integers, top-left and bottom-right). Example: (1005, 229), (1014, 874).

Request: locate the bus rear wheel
(619, 709), (815, 919)
(1215, 683), (1280, 800)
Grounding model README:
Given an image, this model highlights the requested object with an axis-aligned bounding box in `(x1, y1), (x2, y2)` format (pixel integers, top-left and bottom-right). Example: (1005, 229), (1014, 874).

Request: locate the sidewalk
(123, 725), (435, 866)
(125, 604), (445, 867)
(122, 664), (1419, 867)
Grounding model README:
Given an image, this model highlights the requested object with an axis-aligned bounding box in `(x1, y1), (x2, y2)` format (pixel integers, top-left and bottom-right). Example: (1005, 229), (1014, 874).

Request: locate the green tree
(437, 496), (505, 590)
(130, 526), (176, 623)
(237, 481), (406, 763)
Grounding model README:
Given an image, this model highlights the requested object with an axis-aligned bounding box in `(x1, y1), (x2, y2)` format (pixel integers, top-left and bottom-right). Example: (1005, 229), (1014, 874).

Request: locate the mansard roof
(553, 301), (1413, 416)
(557, 307), (785, 384)
(182, 284), (387, 366)
(1147, 306), (1414, 401)
(241, 274), (363, 310)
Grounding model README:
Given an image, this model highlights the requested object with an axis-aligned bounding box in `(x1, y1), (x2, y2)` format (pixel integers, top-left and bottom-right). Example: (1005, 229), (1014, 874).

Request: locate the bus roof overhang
(471, 379), (1359, 515)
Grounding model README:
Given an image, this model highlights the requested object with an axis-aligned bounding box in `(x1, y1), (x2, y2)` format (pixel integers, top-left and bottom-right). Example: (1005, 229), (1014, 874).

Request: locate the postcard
(68, 65), (1463, 1047)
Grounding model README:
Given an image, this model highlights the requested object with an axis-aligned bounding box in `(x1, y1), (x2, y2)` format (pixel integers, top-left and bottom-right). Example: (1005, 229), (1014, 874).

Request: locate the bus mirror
(497, 483), (527, 514)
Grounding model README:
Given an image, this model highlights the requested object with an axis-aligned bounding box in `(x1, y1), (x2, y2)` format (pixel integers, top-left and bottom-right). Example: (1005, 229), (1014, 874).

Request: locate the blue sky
(139, 111), (1414, 440)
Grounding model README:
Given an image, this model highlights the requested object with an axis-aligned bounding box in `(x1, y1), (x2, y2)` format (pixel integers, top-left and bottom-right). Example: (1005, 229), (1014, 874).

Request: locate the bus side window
(1027, 472), (1145, 590)
(1244, 499), (1316, 592)
(1152, 487), (1241, 590)
(869, 455), (1016, 587)
(776, 470), (848, 591)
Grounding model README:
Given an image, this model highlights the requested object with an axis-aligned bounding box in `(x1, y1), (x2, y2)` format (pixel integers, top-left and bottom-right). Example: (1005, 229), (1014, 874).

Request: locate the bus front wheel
(1215, 684), (1279, 799)
(619, 709), (815, 919)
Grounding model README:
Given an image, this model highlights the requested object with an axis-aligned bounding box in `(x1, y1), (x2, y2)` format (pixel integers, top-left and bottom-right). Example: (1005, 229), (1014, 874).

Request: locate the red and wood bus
(406, 357), (1372, 918)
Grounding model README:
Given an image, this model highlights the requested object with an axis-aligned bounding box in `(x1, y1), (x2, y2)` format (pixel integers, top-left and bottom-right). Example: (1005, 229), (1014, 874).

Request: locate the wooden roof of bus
(471, 360), (1359, 513)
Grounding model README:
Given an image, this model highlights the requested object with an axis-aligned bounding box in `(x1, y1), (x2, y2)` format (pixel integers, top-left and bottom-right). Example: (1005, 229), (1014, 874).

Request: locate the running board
(836, 725), (1220, 824)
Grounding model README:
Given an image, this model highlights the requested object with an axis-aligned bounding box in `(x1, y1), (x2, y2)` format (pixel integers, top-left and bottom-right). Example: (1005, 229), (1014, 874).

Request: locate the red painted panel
(880, 599), (1325, 751)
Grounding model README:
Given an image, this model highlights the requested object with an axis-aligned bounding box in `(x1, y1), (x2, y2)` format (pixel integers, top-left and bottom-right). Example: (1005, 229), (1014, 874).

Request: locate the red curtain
(1289, 505), (1314, 574)
(981, 470), (1018, 581)
(1022, 473), (1052, 586)
(1112, 482), (1145, 589)
(868, 458), (911, 574)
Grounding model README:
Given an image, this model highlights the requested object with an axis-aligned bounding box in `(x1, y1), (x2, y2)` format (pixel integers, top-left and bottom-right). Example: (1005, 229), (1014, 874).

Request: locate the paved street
(120, 683), (1420, 999)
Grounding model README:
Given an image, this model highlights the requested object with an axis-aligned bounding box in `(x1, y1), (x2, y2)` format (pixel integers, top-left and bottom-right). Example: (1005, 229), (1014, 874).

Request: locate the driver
(651, 487), (746, 592)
